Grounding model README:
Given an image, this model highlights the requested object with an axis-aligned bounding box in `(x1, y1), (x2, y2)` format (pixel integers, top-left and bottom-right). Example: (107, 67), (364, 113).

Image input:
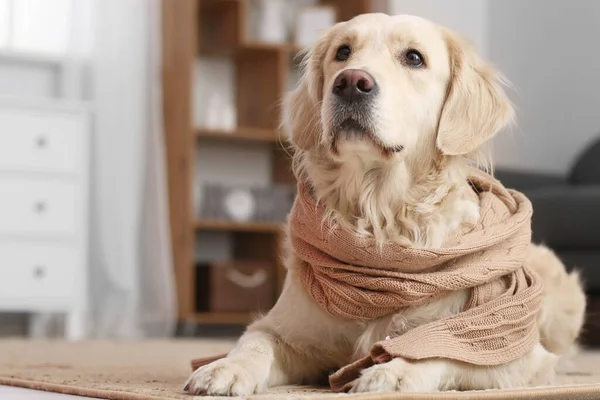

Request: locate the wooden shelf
(163, 0), (374, 325)
(244, 41), (306, 55)
(189, 312), (253, 325)
(196, 126), (279, 142)
(194, 219), (283, 233)
(243, 40), (291, 52)
(202, 0), (242, 8)
(199, 41), (295, 57)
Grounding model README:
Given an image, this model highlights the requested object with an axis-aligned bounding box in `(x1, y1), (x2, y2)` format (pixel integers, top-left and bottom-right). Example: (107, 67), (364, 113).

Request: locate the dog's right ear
(436, 29), (515, 156)
(282, 27), (334, 151)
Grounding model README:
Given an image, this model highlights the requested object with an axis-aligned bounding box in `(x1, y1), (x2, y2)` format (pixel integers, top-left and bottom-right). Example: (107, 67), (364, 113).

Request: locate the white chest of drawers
(0, 98), (90, 339)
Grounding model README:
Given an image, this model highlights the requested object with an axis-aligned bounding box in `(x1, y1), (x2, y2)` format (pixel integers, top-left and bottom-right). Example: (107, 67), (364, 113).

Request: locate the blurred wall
(388, 0), (489, 57)
(387, 0), (600, 175)
(489, 0), (600, 175)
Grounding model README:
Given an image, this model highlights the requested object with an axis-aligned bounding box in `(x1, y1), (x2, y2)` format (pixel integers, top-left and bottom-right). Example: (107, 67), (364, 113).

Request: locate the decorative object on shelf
(203, 94), (221, 130)
(220, 102), (236, 131)
(199, 183), (296, 223)
(203, 93), (237, 131)
(193, 58), (236, 130)
(195, 261), (275, 313)
(293, 6), (336, 47)
(251, 0), (289, 44)
(224, 188), (256, 222)
(210, 261), (275, 313)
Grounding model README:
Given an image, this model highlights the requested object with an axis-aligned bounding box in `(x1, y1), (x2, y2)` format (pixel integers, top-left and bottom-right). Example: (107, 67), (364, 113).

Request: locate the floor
(0, 386), (95, 399)
(0, 317), (79, 398)
(1, 346), (598, 399)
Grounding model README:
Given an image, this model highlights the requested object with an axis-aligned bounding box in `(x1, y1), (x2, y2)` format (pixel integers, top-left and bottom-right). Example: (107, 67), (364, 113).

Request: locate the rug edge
(3, 376), (600, 400)
(254, 384), (600, 400)
(0, 376), (176, 400)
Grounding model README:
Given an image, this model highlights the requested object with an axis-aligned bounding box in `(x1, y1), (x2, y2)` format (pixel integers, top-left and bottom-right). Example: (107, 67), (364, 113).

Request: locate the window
(0, 0), (92, 56)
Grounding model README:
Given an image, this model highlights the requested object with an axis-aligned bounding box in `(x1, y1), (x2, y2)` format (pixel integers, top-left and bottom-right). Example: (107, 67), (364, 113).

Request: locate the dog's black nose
(332, 69), (377, 102)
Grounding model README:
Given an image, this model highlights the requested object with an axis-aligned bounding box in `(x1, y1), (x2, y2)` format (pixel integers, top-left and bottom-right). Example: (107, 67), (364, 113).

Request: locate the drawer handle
(225, 268), (267, 289)
(35, 136), (48, 148)
(34, 201), (47, 214)
(33, 266), (46, 279)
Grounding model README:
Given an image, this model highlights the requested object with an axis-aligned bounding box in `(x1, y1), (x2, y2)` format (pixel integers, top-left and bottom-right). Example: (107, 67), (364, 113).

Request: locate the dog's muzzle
(332, 69), (378, 104)
(330, 69), (378, 136)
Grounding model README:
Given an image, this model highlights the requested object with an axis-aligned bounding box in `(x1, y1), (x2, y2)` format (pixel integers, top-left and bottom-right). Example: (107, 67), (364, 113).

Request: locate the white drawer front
(0, 242), (77, 303)
(0, 108), (86, 174)
(0, 178), (78, 237)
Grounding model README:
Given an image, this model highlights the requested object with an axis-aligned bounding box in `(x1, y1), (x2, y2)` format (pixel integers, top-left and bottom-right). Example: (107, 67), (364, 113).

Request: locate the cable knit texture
(288, 168), (542, 392)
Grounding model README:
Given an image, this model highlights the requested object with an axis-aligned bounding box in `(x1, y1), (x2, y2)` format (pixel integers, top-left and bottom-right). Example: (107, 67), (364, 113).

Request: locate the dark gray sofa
(495, 137), (600, 293)
(494, 138), (600, 346)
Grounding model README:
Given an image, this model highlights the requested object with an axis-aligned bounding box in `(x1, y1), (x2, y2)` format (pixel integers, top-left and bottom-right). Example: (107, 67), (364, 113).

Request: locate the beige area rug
(1, 340), (600, 400)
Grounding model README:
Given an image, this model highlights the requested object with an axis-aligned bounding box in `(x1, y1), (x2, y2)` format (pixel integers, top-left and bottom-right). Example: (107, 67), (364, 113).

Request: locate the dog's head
(283, 13), (514, 244)
(283, 13), (514, 167)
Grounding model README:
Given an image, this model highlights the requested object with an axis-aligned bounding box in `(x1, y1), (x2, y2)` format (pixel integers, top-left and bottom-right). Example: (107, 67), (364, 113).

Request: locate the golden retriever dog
(185, 13), (586, 395)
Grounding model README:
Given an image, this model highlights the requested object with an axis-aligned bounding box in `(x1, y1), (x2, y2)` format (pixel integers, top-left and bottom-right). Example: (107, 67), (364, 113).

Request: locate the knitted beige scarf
(190, 169), (543, 393)
(290, 168), (542, 391)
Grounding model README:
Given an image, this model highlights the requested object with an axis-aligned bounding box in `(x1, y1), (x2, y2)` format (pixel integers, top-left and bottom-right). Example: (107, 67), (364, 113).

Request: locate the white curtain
(87, 0), (176, 338)
(0, 0), (175, 338)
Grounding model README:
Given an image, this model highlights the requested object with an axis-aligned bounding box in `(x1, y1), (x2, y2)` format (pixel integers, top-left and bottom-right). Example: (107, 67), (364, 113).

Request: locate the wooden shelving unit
(194, 219), (283, 233)
(162, 0), (374, 327)
(196, 127), (278, 142)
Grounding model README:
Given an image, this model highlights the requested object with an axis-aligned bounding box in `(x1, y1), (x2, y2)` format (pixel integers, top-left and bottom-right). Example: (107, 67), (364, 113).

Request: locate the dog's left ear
(436, 30), (515, 156)
(282, 25), (337, 151)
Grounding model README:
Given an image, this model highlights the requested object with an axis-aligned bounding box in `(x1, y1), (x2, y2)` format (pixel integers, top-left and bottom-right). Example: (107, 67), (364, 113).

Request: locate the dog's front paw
(350, 358), (442, 393)
(184, 358), (264, 396)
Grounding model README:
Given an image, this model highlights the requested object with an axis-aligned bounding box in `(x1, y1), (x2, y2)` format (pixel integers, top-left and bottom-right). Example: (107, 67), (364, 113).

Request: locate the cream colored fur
(185, 13), (586, 396)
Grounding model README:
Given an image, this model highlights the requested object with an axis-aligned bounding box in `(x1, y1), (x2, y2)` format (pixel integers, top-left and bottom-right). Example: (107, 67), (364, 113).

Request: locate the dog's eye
(335, 45), (351, 62)
(404, 50), (424, 67)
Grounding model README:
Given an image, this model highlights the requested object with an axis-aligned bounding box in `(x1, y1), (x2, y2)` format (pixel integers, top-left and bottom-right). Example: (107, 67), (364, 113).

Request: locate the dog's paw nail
(183, 383), (190, 392)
